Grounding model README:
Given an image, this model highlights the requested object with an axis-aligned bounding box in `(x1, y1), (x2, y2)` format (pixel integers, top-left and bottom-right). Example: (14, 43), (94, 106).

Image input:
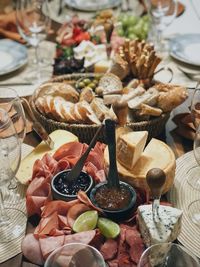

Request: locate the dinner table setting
(0, 0), (200, 266)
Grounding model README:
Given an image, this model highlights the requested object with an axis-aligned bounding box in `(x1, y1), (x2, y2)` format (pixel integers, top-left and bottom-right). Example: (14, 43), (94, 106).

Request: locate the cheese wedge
(104, 138), (176, 194)
(17, 130), (78, 184)
(137, 204), (182, 247)
(117, 131), (148, 170)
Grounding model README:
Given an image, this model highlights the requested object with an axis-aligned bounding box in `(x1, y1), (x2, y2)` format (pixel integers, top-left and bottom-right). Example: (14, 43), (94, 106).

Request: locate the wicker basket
(30, 74), (170, 144)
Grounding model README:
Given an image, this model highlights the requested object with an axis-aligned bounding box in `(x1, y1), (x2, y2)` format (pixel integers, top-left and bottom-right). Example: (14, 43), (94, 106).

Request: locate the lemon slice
(73, 210), (98, 233)
(97, 217), (120, 239)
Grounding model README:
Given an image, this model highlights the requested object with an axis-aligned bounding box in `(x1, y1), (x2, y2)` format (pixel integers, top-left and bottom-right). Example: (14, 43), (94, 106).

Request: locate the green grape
(117, 28), (125, 37)
(127, 15), (139, 26)
(128, 33), (138, 40)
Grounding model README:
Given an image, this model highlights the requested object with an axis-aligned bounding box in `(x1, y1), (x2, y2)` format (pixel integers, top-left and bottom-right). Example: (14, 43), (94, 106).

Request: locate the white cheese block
(104, 138), (176, 194)
(94, 59), (112, 73)
(137, 204), (182, 247)
(116, 131), (148, 170)
(16, 130), (78, 184)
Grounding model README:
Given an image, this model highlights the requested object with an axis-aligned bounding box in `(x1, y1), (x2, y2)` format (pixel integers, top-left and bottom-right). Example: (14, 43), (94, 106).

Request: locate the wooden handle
(146, 168), (166, 198)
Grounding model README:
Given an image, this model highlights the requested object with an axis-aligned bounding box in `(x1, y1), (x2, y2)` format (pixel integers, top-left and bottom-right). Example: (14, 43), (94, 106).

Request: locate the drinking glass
(0, 108), (26, 242)
(187, 82), (200, 190)
(138, 242), (200, 267)
(146, 0), (177, 54)
(0, 88), (26, 200)
(44, 243), (106, 267)
(16, 0), (51, 81)
(188, 198), (200, 226)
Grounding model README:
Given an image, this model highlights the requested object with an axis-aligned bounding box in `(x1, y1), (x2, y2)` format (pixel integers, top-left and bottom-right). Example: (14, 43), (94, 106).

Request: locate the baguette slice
(60, 101), (76, 123)
(96, 73), (123, 96)
(77, 101), (101, 125)
(79, 87), (95, 103)
(35, 97), (46, 114)
(51, 96), (66, 121)
(43, 95), (55, 119)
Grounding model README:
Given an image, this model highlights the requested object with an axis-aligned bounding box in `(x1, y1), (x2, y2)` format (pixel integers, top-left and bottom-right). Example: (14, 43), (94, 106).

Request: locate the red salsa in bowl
(90, 181), (136, 221)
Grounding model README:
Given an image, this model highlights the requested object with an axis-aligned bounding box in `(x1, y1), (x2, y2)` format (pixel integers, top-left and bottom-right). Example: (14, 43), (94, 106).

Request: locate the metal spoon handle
(67, 124), (103, 182)
(105, 119), (120, 189)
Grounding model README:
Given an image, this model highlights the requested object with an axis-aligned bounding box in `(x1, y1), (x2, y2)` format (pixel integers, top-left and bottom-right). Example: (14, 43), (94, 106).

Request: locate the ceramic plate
(170, 34), (200, 67)
(65, 0), (121, 11)
(0, 39), (28, 76)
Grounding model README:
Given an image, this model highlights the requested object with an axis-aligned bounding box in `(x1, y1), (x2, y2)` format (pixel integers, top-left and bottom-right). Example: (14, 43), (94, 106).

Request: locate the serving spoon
(66, 124), (104, 183)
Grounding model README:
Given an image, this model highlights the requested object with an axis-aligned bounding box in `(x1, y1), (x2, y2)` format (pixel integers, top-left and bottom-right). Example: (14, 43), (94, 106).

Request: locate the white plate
(170, 34), (200, 67)
(0, 39), (28, 76)
(65, 0), (121, 11)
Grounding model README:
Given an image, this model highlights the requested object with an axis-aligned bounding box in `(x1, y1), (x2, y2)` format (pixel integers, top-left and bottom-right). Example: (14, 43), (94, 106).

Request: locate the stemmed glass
(187, 81), (200, 190)
(16, 0), (51, 81)
(138, 242), (200, 267)
(146, 0), (178, 54)
(0, 88), (26, 201)
(0, 108), (26, 242)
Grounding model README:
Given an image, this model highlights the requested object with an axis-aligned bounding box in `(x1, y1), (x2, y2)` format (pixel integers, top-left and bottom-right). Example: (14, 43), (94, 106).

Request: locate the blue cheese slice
(137, 204), (182, 247)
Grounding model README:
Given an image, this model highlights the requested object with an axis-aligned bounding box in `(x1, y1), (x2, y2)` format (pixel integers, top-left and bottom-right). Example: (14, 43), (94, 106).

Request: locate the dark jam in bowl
(54, 171), (91, 195)
(94, 184), (131, 210)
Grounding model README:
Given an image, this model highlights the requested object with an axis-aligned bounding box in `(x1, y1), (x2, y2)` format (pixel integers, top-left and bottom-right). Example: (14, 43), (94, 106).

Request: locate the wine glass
(0, 108), (27, 242)
(187, 81), (200, 190)
(138, 242), (200, 267)
(16, 0), (51, 81)
(0, 88), (26, 200)
(146, 0), (178, 55)
(44, 243), (106, 267)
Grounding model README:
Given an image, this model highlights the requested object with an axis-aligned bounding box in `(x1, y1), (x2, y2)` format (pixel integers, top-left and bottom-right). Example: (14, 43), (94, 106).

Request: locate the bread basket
(30, 74), (170, 144)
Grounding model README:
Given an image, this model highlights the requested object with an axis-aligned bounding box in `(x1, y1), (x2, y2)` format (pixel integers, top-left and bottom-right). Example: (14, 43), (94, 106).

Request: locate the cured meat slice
(42, 153), (58, 175)
(21, 233), (44, 265)
(56, 158), (71, 172)
(126, 228), (144, 264)
(67, 203), (91, 228)
(117, 227), (131, 267)
(100, 239), (118, 260)
(34, 211), (59, 237)
(41, 200), (79, 218)
(95, 169), (106, 183)
(77, 191), (102, 212)
(64, 230), (96, 245)
(26, 195), (48, 217)
(53, 142), (85, 161)
(39, 235), (65, 259)
(32, 159), (52, 181)
(107, 259), (119, 267)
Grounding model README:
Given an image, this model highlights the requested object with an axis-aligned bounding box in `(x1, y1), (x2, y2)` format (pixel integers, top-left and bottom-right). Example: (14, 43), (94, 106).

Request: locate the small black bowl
(90, 181), (137, 221)
(51, 169), (94, 201)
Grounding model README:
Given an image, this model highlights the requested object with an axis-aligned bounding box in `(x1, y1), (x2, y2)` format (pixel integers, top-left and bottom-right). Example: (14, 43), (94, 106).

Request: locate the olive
(83, 78), (91, 86)
(93, 79), (99, 85)
(77, 81), (85, 89)
(88, 82), (96, 90)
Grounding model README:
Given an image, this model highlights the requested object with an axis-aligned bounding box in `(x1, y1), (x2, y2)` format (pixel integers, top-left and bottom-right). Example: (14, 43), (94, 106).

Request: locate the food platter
(170, 34), (200, 67)
(64, 0), (121, 12)
(168, 151), (200, 258)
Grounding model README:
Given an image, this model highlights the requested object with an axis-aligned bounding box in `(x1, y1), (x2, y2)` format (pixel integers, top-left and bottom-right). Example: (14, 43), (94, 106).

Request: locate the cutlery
(0, 82), (33, 86)
(66, 124), (104, 182)
(146, 168), (166, 220)
(105, 119), (120, 189)
(21, 98), (54, 149)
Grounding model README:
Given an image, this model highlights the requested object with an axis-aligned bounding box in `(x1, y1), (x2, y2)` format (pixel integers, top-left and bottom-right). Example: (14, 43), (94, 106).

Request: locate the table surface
(0, 0), (199, 266)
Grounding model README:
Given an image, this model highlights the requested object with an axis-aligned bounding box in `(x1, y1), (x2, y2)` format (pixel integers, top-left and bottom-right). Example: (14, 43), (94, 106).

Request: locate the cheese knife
(146, 168), (166, 220)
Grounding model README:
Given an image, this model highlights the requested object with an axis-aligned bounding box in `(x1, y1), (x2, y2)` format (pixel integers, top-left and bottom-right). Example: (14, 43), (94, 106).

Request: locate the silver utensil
(0, 82), (33, 86)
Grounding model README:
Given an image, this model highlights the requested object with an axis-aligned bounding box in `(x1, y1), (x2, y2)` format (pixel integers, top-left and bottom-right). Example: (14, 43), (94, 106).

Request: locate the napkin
(0, 11), (25, 43)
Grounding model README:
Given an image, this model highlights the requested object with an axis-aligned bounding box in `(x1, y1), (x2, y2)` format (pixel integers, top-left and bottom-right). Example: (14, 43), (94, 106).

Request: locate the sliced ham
(26, 195), (49, 217)
(39, 235), (65, 259)
(42, 153), (58, 175)
(53, 142), (85, 161)
(77, 191), (102, 212)
(32, 159), (52, 181)
(64, 230), (96, 245)
(100, 239), (118, 260)
(41, 200), (79, 218)
(21, 233), (44, 265)
(34, 211), (59, 237)
(67, 203), (91, 228)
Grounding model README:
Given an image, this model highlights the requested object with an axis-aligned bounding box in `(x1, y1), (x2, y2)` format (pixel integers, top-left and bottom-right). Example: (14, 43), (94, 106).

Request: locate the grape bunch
(118, 14), (150, 40)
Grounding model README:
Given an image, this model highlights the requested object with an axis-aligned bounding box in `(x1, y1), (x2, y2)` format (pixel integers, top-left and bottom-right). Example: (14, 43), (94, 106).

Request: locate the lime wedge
(73, 210), (98, 233)
(97, 217), (120, 239)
